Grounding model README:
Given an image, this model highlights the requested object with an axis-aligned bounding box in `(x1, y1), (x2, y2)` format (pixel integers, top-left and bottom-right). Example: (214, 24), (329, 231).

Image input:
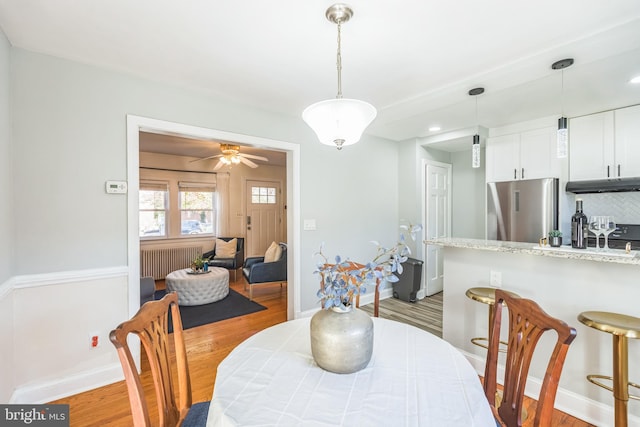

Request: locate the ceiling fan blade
(239, 157), (259, 168)
(213, 159), (225, 171)
(239, 153), (268, 162)
(189, 154), (222, 163)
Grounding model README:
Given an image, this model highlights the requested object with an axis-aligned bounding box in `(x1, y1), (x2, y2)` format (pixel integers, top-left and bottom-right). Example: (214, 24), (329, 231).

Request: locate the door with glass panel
(246, 180), (282, 257)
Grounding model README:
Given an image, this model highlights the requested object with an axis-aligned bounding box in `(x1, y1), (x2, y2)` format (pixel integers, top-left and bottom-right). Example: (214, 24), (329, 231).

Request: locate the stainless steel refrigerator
(487, 178), (559, 243)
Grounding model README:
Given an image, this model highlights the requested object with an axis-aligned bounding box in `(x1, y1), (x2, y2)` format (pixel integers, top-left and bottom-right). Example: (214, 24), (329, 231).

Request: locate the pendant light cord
(336, 21), (343, 99)
(561, 69), (565, 116)
(475, 96), (478, 126)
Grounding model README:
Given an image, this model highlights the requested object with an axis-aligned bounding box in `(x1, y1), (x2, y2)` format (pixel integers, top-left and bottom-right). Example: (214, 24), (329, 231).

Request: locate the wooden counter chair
(484, 289), (577, 427)
(109, 292), (210, 427)
(578, 311), (640, 427)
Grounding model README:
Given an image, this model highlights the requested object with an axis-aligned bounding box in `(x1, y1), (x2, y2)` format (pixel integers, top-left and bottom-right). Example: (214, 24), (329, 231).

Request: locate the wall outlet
(89, 332), (100, 348)
(490, 270), (502, 287)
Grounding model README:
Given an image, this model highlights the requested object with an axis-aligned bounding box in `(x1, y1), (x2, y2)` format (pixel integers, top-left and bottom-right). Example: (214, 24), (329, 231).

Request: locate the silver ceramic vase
(310, 305), (373, 374)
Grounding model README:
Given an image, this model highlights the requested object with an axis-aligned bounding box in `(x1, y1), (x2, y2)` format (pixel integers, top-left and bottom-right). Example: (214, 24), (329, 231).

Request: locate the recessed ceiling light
(428, 126), (441, 132)
(630, 75), (640, 84)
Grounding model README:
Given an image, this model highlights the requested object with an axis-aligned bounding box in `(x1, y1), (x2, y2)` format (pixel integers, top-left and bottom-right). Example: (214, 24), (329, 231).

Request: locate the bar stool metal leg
(613, 334), (628, 427)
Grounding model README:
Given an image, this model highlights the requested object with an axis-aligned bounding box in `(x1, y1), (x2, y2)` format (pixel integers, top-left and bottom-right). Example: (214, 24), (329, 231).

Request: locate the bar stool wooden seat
(466, 287), (520, 352)
(578, 311), (640, 427)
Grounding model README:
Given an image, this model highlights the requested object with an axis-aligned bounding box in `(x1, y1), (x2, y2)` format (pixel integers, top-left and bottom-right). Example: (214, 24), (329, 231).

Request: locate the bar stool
(465, 287), (520, 352)
(578, 311), (640, 427)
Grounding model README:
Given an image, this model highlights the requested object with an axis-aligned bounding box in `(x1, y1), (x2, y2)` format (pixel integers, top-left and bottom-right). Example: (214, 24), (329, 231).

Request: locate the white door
(424, 161), (451, 296)
(246, 180), (282, 257)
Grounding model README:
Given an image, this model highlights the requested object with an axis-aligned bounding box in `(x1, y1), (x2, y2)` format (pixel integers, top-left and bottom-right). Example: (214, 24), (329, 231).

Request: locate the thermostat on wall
(105, 180), (128, 194)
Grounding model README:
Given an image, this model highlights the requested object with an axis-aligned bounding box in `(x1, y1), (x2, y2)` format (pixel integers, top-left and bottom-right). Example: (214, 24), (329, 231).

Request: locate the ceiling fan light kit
(302, 3), (377, 150)
(190, 143), (268, 170)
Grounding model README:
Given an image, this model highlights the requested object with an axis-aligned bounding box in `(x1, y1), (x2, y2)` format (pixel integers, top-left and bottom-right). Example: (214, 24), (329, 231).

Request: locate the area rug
(154, 289), (267, 331)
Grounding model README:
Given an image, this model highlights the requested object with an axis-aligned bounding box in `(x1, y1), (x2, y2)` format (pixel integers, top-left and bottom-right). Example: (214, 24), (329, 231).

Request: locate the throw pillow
(264, 241), (282, 263)
(215, 238), (237, 258)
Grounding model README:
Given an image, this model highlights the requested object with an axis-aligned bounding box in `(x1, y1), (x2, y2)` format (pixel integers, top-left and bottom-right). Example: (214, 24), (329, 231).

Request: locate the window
(139, 181), (168, 237)
(251, 186), (277, 204)
(179, 182), (216, 235)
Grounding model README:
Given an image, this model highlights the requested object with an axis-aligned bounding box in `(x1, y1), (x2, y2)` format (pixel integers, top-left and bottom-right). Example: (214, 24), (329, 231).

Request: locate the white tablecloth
(207, 316), (495, 426)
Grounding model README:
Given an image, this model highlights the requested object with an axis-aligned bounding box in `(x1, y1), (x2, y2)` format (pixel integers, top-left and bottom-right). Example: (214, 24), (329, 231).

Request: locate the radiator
(141, 246), (202, 280)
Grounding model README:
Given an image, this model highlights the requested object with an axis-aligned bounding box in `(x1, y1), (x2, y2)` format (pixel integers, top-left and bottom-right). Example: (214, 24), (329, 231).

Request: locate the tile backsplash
(577, 192), (640, 224)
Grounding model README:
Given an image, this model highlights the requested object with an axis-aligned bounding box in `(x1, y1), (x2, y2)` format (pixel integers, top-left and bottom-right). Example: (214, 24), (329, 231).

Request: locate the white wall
(451, 149), (486, 238)
(0, 27), (14, 403)
(6, 47), (400, 401)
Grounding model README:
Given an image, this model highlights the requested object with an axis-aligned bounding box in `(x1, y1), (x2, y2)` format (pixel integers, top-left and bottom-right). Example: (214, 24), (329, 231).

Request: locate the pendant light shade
(469, 87), (484, 168)
(302, 4), (377, 150)
(303, 98), (377, 149)
(552, 58), (573, 159)
(472, 134), (481, 168)
(557, 116), (568, 158)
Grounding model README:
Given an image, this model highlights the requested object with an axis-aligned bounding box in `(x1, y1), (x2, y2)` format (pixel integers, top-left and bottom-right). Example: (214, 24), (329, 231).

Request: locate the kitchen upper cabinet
(614, 105), (640, 178)
(486, 127), (559, 183)
(569, 105), (640, 181)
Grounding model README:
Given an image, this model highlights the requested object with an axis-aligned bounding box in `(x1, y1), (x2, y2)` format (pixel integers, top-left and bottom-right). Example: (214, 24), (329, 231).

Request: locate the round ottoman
(165, 267), (229, 306)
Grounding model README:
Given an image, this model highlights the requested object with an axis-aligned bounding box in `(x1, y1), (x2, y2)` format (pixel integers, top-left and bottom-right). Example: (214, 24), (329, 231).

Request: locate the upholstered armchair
(242, 242), (287, 300)
(140, 276), (156, 306)
(203, 237), (244, 281)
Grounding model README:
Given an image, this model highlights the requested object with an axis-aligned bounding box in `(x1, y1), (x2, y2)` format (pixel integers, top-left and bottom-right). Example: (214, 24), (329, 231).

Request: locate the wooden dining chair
(109, 292), (210, 426)
(484, 289), (577, 427)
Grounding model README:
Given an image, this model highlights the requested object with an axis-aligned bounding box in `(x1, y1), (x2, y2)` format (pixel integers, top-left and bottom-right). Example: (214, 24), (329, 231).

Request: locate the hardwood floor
(50, 279), (594, 426)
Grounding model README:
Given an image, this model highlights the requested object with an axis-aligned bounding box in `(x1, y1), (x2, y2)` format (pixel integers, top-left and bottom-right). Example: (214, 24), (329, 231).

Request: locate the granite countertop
(425, 237), (640, 266)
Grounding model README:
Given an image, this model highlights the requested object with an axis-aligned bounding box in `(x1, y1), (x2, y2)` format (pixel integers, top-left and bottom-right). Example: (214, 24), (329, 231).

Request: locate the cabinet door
(614, 104), (640, 178)
(569, 111), (614, 181)
(486, 134), (520, 182)
(519, 127), (559, 180)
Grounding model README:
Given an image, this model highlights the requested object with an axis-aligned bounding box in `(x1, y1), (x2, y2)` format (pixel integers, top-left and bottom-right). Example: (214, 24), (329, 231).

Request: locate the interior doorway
(126, 115), (300, 321)
(423, 160), (452, 297)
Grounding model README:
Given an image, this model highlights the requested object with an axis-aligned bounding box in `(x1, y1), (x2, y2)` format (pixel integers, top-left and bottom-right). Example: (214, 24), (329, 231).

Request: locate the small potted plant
(191, 256), (207, 273)
(548, 230), (563, 247)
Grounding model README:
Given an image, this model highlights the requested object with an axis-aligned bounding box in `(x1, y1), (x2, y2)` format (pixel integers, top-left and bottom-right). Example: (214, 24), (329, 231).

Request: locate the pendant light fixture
(469, 87), (484, 168)
(552, 58), (574, 159)
(302, 4), (377, 150)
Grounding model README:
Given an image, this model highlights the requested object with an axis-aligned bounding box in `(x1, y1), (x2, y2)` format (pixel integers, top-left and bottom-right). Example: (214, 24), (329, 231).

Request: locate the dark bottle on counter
(571, 199), (588, 249)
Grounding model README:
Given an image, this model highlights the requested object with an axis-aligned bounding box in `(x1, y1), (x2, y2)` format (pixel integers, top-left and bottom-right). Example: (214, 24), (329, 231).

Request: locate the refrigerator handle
(514, 169), (517, 180)
(521, 168), (525, 179)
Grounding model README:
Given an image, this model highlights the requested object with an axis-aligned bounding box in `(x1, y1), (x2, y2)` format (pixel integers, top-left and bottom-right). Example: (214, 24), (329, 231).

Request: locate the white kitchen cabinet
(486, 127), (559, 182)
(614, 105), (640, 178)
(569, 104), (640, 180)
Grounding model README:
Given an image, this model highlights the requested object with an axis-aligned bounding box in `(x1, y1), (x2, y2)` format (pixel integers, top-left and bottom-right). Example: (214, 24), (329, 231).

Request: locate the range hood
(566, 177), (640, 194)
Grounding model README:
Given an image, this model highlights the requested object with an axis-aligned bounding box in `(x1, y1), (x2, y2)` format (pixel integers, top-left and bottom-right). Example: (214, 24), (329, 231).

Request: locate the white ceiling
(1, 0), (640, 153)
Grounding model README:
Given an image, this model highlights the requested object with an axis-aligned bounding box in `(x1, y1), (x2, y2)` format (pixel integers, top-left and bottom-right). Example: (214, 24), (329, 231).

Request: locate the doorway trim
(126, 115), (300, 321)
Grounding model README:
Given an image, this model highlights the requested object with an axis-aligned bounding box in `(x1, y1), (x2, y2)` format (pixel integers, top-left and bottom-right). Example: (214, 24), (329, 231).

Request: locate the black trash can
(392, 258), (423, 302)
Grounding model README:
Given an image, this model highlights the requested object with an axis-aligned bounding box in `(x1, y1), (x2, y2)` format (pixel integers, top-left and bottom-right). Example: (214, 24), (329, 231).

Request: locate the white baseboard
(10, 363), (124, 404)
(460, 349), (636, 427)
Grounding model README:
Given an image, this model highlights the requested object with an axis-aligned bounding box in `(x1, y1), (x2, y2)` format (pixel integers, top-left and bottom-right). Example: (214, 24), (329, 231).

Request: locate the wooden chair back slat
(484, 290), (577, 427)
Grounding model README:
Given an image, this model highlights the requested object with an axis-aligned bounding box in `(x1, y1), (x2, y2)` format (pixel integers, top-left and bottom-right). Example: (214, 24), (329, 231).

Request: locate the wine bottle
(571, 199), (588, 249)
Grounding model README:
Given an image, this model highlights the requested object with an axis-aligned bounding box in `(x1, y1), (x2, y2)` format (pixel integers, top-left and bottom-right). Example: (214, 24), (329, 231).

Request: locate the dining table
(206, 316), (495, 426)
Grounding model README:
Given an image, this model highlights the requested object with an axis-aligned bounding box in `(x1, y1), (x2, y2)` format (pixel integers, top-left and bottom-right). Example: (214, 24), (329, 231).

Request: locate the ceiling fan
(191, 143), (268, 170)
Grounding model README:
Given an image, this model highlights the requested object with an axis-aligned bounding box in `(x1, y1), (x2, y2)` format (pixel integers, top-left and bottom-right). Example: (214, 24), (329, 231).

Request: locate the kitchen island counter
(426, 237), (640, 265)
(427, 237), (640, 426)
